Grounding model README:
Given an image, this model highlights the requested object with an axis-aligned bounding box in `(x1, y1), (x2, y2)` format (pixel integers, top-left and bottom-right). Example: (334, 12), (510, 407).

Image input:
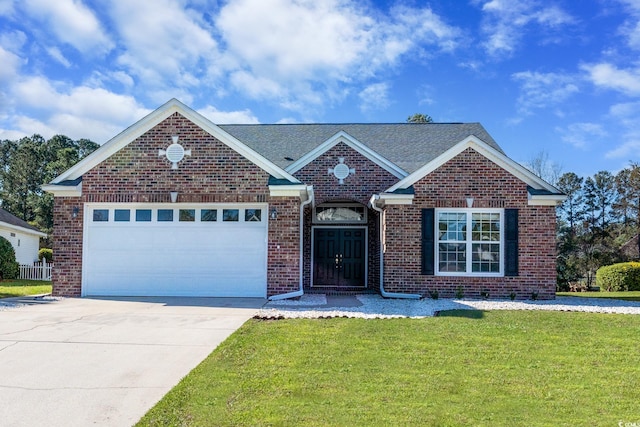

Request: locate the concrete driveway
(0, 296), (265, 427)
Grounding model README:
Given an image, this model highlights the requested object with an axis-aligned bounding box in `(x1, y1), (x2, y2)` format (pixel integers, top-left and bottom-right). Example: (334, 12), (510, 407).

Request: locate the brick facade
(383, 148), (556, 299)
(52, 197), (83, 296)
(51, 107), (558, 300)
(52, 113), (301, 297)
(294, 142), (395, 291)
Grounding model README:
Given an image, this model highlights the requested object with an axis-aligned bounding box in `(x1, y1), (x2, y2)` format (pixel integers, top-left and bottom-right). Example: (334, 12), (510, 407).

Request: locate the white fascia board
(41, 182), (82, 197)
(386, 135), (561, 194)
(0, 223), (48, 238)
(377, 193), (414, 206)
(50, 99), (299, 185)
(269, 184), (308, 198)
(528, 194), (567, 206)
(286, 131), (407, 179)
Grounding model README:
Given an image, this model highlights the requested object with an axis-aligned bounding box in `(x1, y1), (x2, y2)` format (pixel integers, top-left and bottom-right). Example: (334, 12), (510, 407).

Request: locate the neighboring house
(44, 99), (565, 299)
(0, 208), (47, 265)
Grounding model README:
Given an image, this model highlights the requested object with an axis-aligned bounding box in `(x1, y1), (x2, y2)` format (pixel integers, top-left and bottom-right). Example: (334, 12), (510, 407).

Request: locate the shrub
(0, 236), (19, 280)
(39, 248), (53, 262)
(596, 262), (640, 292)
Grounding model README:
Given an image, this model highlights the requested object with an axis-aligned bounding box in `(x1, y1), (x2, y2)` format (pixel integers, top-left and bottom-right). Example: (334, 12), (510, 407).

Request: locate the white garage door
(83, 204), (268, 297)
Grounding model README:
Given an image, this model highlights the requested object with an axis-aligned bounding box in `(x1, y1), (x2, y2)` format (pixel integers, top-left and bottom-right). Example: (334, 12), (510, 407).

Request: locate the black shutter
(504, 209), (518, 276)
(422, 208), (435, 275)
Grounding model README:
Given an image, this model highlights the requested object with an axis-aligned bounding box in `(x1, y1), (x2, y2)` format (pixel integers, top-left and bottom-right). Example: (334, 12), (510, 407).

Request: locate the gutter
(269, 186), (314, 301)
(369, 195), (422, 300)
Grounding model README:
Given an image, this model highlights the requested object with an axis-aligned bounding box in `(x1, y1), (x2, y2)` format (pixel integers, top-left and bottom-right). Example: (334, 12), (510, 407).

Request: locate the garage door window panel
(158, 209), (174, 222)
(114, 209), (130, 222)
(245, 209), (262, 222)
(136, 209), (152, 222)
(179, 209), (195, 222)
(223, 209), (239, 222)
(201, 209), (217, 222)
(93, 209), (109, 222)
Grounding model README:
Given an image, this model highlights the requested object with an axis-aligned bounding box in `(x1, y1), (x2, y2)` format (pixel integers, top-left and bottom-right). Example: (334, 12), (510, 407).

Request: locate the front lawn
(557, 291), (640, 301)
(138, 311), (640, 426)
(0, 279), (52, 298)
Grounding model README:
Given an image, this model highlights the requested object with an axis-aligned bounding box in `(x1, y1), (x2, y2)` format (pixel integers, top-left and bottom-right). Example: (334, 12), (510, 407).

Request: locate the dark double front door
(313, 228), (366, 288)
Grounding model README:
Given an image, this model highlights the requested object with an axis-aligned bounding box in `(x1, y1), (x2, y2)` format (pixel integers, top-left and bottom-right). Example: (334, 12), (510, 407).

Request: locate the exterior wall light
(270, 208), (278, 220)
(72, 206), (79, 218)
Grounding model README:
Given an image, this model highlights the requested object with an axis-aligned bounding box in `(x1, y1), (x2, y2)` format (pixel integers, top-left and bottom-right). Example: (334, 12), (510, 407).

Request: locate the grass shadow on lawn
(435, 308), (484, 319)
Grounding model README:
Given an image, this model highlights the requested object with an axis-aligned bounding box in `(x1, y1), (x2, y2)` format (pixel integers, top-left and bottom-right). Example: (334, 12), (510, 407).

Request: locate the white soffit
(49, 99), (299, 185)
(286, 131), (407, 179)
(41, 182), (82, 197)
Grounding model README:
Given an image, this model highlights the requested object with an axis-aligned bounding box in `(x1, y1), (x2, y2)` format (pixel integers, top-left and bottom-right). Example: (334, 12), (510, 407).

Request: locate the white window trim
(86, 203), (266, 226)
(435, 208), (504, 277)
(313, 203), (368, 224)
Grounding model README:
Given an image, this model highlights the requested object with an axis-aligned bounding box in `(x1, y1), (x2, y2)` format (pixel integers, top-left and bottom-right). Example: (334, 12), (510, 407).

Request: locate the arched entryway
(306, 201), (378, 291)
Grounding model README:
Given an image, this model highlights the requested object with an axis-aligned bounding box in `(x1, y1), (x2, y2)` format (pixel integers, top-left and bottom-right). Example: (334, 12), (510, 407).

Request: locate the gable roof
(284, 130), (408, 178)
(219, 122), (501, 174)
(46, 99), (299, 187)
(0, 208), (47, 237)
(43, 99), (561, 203)
(385, 135), (564, 199)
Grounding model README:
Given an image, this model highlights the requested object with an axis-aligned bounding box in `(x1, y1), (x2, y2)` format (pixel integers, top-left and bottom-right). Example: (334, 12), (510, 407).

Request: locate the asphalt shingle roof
(219, 122), (501, 174)
(0, 208), (43, 234)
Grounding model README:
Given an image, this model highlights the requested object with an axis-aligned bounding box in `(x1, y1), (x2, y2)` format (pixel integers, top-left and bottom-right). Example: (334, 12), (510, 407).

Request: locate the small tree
(406, 113), (433, 123)
(0, 236), (19, 280)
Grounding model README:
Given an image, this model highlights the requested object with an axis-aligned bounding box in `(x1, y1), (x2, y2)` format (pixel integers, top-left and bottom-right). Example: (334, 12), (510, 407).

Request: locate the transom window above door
(314, 204), (367, 223)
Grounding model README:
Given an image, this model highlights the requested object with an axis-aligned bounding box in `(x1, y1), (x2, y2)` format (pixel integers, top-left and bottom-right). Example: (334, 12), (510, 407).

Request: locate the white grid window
(436, 209), (503, 276)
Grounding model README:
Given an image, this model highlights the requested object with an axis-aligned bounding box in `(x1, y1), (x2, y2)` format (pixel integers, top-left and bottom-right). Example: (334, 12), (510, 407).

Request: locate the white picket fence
(19, 260), (53, 281)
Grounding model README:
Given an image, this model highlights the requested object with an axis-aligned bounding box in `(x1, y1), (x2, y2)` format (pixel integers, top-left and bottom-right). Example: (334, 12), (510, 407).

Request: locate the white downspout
(269, 186), (314, 301)
(369, 195), (422, 299)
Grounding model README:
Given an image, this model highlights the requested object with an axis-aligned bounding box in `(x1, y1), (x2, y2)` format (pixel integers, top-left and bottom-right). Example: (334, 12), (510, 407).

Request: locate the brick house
(44, 99), (564, 300)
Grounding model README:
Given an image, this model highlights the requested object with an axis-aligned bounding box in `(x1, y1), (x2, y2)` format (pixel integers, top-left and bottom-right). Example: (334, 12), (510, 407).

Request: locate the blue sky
(1, 0), (640, 179)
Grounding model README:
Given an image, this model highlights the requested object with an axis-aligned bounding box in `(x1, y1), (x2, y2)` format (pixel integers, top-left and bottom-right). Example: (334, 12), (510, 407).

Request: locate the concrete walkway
(0, 296), (264, 427)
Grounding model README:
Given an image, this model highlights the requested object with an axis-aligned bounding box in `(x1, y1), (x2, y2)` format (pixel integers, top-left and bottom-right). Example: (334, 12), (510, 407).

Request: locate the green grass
(138, 311), (640, 426)
(0, 279), (52, 298)
(557, 291), (640, 301)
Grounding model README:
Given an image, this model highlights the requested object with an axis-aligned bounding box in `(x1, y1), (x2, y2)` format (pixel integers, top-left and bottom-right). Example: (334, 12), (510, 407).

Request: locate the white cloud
(606, 101), (640, 158)
(358, 82), (390, 113)
(4, 77), (149, 142)
(556, 122), (607, 149)
(582, 63), (640, 95)
(0, 45), (21, 83)
(216, 0), (460, 110)
(22, 0), (113, 55)
(512, 71), (579, 114)
(108, 0), (220, 96)
(476, 0), (575, 56)
(0, 0), (15, 16)
(45, 46), (71, 68)
(606, 138), (640, 159)
(0, 29), (26, 52)
(198, 106), (260, 124)
(617, 0), (640, 49)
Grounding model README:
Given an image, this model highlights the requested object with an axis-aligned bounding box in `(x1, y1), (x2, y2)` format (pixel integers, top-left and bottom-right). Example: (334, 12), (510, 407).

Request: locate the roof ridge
(219, 122), (470, 126)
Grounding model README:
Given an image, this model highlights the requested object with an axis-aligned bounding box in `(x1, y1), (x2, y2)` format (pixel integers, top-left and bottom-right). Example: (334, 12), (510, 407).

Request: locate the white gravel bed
(257, 294), (640, 319)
